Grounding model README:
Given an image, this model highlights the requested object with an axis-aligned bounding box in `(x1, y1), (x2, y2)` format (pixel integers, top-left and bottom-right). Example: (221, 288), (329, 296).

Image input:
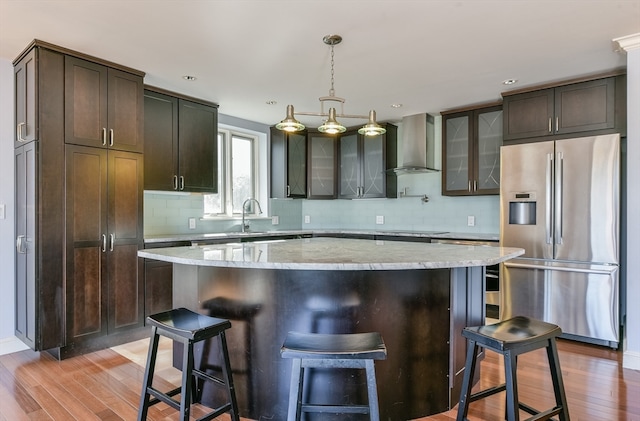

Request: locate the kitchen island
(139, 237), (523, 420)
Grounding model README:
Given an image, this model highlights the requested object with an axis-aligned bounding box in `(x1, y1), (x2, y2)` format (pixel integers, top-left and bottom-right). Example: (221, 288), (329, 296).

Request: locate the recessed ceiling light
(266, 100), (278, 105)
(391, 103), (403, 108)
(502, 79), (518, 85)
(183, 75), (197, 81)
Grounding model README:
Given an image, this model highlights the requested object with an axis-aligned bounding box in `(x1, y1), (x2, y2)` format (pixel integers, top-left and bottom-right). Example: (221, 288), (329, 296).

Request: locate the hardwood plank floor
(0, 337), (638, 420)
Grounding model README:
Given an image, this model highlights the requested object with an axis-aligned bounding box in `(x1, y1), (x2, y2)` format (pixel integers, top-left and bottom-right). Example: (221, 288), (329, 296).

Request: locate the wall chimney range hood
(390, 113), (440, 174)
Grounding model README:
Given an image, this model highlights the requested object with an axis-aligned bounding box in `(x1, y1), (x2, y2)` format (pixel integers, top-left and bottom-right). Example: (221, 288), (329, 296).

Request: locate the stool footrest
(193, 368), (226, 388)
(301, 403), (370, 414)
(468, 383), (506, 402)
(146, 386), (182, 410)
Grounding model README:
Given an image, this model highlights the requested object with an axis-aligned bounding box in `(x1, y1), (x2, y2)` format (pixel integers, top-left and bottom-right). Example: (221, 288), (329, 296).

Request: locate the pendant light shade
(317, 108), (347, 134)
(275, 35), (384, 136)
(358, 110), (387, 136)
(275, 105), (306, 132)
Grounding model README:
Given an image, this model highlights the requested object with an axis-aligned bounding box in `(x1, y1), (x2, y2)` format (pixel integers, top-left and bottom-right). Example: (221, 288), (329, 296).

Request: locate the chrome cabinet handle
(16, 235), (26, 254)
(173, 175), (178, 190)
(109, 129), (114, 146)
(102, 128), (107, 146)
(109, 234), (115, 252)
(179, 176), (185, 191)
(548, 117), (552, 133)
(286, 185), (291, 197)
(102, 234), (107, 252)
(17, 122), (26, 142)
(555, 116), (559, 133)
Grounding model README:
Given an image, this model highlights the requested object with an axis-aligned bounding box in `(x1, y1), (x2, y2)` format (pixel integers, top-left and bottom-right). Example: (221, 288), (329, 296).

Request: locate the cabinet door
(144, 90), (178, 190)
(361, 133), (386, 198)
(14, 48), (37, 146)
(107, 150), (144, 332)
(178, 99), (218, 192)
(308, 133), (336, 199)
(443, 114), (471, 194)
(339, 133), (359, 198)
(287, 132), (307, 197)
(15, 143), (37, 349)
(555, 78), (615, 135)
(65, 145), (109, 342)
(503, 89), (554, 141)
(145, 260), (173, 317)
(107, 68), (144, 152)
(474, 108), (502, 194)
(64, 56), (108, 148)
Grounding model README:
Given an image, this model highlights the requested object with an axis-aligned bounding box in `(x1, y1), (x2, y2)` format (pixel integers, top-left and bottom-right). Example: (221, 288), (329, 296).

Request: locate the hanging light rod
(275, 34), (386, 136)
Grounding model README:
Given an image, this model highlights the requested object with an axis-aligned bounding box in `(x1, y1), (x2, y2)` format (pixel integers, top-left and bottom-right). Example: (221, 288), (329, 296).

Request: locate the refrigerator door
(501, 258), (619, 346)
(500, 141), (555, 259)
(553, 134), (619, 264)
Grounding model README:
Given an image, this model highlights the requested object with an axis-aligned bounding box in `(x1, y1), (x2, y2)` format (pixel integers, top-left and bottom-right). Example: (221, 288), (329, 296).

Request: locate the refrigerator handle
(546, 153), (553, 244)
(555, 152), (563, 246)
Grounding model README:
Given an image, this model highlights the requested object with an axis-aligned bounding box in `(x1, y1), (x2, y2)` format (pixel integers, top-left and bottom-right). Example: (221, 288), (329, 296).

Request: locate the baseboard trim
(623, 350), (640, 371)
(0, 336), (30, 356)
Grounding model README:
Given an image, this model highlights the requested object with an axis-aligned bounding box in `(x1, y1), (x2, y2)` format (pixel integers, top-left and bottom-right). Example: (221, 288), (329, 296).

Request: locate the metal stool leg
(504, 349), (520, 421)
(180, 340), (195, 421)
(287, 358), (303, 421)
(137, 327), (160, 421)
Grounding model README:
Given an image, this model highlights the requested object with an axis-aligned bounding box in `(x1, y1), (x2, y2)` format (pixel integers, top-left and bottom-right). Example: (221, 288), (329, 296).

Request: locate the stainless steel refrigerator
(500, 133), (620, 348)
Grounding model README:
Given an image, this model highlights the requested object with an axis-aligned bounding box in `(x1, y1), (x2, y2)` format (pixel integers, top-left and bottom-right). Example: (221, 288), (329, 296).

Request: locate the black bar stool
(456, 316), (570, 421)
(137, 307), (240, 421)
(281, 331), (387, 421)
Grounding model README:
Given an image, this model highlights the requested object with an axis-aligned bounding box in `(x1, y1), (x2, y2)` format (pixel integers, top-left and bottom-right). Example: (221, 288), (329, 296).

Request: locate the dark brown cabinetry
(338, 124), (398, 199)
(65, 56), (143, 152)
(14, 48), (37, 146)
(13, 40), (145, 355)
(502, 75), (625, 142)
(270, 127), (307, 198)
(442, 105), (502, 196)
(144, 87), (219, 192)
(65, 146), (144, 345)
(307, 132), (337, 199)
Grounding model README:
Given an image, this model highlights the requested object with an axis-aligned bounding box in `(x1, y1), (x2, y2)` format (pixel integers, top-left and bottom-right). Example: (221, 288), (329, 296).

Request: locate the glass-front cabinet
(308, 133), (337, 199)
(442, 104), (502, 196)
(270, 127), (307, 198)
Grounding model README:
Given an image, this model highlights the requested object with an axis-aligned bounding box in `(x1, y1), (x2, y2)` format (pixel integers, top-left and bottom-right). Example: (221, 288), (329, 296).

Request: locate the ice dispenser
(508, 192), (536, 225)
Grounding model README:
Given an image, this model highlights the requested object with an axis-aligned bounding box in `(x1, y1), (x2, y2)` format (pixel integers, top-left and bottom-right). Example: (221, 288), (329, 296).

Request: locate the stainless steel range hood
(390, 113), (440, 174)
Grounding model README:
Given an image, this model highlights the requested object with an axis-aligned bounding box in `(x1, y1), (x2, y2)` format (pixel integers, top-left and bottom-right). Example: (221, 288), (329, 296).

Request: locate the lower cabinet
(65, 145), (144, 346)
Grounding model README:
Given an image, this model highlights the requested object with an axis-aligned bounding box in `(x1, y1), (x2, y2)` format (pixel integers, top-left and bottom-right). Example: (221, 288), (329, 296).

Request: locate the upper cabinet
(270, 127), (307, 199)
(442, 105), (502, 196)
(144, 87), (219, 193)
(14, 48), (37, 146)
(65, 56), (144, 152)
(502, 75), (626, 142)
(338, 124), (397, 199)
(308, 132), (337, 199)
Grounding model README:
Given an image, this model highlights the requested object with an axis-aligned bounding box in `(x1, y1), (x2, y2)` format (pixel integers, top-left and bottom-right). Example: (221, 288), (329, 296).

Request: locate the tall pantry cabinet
(13, 40), (145, 357)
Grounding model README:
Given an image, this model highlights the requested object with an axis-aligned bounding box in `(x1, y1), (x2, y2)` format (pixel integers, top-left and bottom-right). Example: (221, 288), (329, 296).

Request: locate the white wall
(621, 37), (640, 370)
(0, 58), (16, 339)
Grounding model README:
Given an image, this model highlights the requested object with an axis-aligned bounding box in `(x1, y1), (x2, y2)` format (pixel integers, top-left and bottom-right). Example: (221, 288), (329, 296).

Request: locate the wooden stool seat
(137, 307), (240, 421)
(281, 331), (387, 421)
(456, 316), (570, 421)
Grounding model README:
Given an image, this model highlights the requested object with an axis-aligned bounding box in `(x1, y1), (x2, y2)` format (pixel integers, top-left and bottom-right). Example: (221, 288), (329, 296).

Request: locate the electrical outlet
(376, 215), (384, 225)
(304, 215), (311, 224)
(272, 215), (279, 225)
(467, 215), (475, 227)
(189, 217), (196, 229)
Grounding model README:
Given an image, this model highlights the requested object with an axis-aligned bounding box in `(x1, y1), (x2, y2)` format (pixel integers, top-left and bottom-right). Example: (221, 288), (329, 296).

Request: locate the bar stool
(456, 316), (570, 421)
(281, 331), (387, 421)
(137, 307), (240, 421)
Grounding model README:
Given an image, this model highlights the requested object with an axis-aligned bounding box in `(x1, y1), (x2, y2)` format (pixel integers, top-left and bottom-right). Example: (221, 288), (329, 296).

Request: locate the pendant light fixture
(275, 35), (386, 137)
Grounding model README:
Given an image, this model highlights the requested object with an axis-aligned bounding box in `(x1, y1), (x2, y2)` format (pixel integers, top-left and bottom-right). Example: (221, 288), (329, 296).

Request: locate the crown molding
(613, 33), (640, 52)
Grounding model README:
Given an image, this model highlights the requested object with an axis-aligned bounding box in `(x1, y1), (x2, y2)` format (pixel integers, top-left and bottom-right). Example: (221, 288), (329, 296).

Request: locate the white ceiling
(1, 0), (639, 129)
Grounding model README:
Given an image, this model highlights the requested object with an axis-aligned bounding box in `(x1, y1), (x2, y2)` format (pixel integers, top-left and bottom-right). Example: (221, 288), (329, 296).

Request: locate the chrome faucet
(242, 198), (263, 232)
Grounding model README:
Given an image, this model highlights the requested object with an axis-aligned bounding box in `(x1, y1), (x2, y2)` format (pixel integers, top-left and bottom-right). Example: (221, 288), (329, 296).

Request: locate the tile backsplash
(144, 173), (499, 236)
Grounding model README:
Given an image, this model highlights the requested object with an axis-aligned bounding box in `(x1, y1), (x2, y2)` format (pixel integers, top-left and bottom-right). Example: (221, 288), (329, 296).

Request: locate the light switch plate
(304, 215), (311, 224)
(467, 215), (475, 227)
(272, 216), (279, 225)
(376, 215), (384, 225)
(189, 217), (196, 229)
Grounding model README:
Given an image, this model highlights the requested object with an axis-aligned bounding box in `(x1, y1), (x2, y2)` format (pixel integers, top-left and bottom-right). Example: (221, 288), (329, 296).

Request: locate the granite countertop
(144, 229), (499, 244)
(138, 237), (522, 271)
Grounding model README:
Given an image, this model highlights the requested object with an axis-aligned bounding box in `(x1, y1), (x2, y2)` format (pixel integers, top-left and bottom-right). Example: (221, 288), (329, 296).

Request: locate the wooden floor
(0, 336), (638, 420)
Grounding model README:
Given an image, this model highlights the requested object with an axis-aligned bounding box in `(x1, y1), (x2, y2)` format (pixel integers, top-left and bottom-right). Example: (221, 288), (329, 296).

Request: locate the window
(204, 128), (259, 216)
